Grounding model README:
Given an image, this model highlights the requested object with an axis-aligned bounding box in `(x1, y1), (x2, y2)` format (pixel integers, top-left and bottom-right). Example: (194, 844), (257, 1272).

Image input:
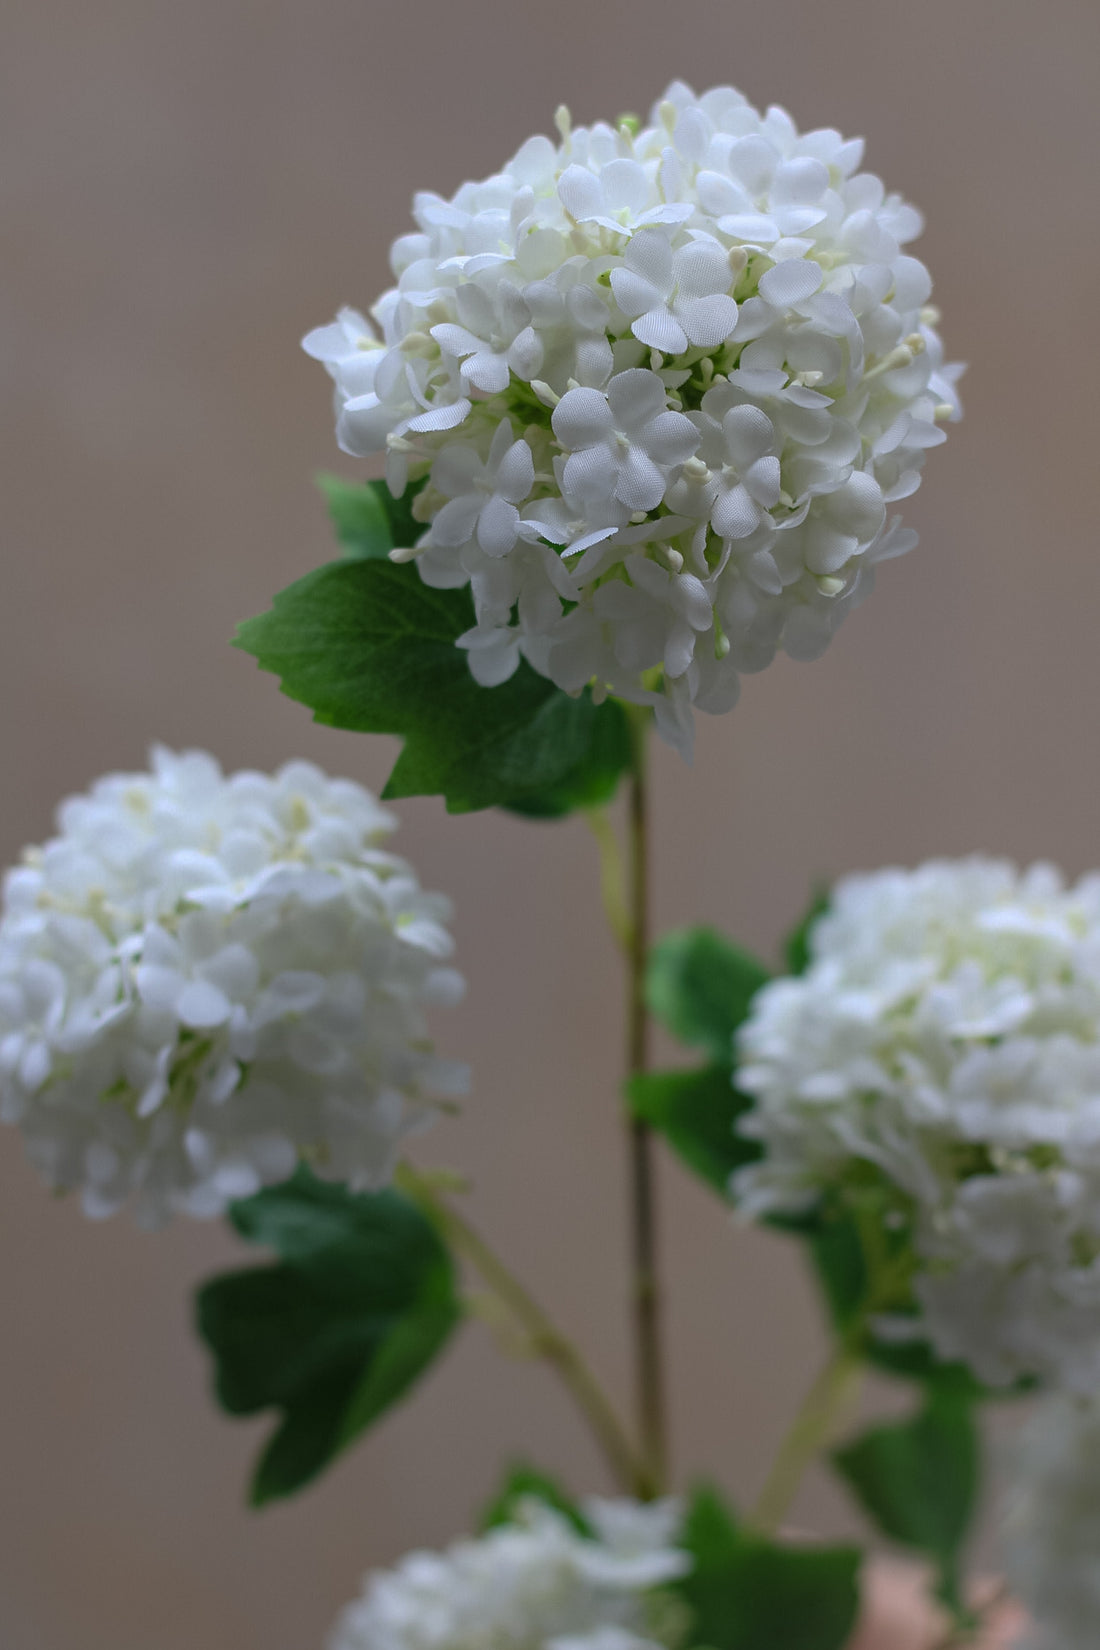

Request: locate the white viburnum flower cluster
(329, 1497), (690, 1650)
(734, 859), (1100, 1392)
(306, 81), (961, 756)
(1001, 1394), (1100, 1650)
(0, 748), (467, 1226)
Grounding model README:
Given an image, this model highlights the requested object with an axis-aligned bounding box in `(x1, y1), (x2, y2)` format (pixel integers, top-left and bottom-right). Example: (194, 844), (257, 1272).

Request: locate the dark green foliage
(196, 1170), (461, 1504)
(236, 556), (631, 815)
(626, 1065), (760, 1197)
(833, 1391), (980, 1613)
(646, 927), (771, 1061)
(675, 1484), (861, 1650)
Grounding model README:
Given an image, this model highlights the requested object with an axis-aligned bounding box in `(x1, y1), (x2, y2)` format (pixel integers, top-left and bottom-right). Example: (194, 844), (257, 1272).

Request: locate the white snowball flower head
(735, 858), (1100, 1392)
(1001, 1393), (1100, 1650)
(0, 748), (467, 1226)
(306, 81), (961, 756)
(328, 1497), (689, 1650)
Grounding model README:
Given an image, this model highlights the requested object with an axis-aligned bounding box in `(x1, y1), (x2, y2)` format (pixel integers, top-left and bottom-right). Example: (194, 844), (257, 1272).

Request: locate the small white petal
(678, 293), (739, 349)
(553, 387), (615, 450)
(631, 307), (688, 355)
(758, 258), (824, 307)
(477, 495), (521, 557)
(176, 980), (233, 1029)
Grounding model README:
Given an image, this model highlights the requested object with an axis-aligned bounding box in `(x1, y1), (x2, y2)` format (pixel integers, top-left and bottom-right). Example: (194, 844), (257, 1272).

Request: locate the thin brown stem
(624, 704), (668, 1495)
(397, 1163), (654, 1499)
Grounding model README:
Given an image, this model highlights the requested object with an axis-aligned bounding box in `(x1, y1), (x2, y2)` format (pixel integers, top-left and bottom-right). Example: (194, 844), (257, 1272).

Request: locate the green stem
(397, 1163), (655, 1500)
(624, 704), (668, 1495)
(584, 805), (633, 952)
(749, 1342), (864, 1535)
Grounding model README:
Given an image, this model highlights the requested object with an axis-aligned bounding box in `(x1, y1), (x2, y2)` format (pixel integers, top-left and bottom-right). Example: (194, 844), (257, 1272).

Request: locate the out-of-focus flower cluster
(0, 748), (466, 1226)
(306, 81), (960, 755)
(1002, 1393), (1100, 1650)
(735, 859), (1100, 1392)
(328, 1496), (690, 1650)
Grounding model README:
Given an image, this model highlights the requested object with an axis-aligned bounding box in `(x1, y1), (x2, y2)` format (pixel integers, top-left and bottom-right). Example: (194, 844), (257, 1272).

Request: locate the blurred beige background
(1, 1), (1097, 1644)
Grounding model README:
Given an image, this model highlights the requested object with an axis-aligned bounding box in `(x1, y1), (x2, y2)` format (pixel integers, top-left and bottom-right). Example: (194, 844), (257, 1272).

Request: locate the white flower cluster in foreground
(0, 748), (466, 1225)
(306, 81), (960, 754)
(1002, 1394), (1100, 1649)
(735, 859), (1100, 1391)
(329, 1497), (689, 1650)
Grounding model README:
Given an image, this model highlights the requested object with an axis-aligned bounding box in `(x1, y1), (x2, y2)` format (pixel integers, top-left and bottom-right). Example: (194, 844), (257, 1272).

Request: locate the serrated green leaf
(479, 1462), (593, 1536)
(627, 1065), (760, 1197)
(833, 1391), (979, 1612)
(196, 1170), (461, 1504)
(235, 556), (631, 815)
(675, 1484), (861, 1650)
(783, 885), (831, 975)
(646, 927), (770, 1060)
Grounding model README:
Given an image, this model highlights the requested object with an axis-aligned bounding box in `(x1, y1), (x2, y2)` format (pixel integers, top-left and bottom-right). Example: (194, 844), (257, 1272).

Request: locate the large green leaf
(833, 1391), (979, 1613)
(646, 927), (770, 1061)
(479, 1462), (593, 1536)
(626, 1065), (760, 1197)
(196, 1170), (461, 1505)
(236, 557), (630, 815)
(675, 1484), (861, 1650)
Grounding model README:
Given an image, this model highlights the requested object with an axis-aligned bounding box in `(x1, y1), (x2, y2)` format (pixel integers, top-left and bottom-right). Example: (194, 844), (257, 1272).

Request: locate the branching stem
(397, 1163), (655, 1499)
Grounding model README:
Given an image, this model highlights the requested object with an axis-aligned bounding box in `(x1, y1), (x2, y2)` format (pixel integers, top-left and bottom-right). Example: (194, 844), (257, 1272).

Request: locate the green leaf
(318, 474), (426, 560)
(500, 697), (633, 818)
(646, 927), (771, 1060)
(833, 1391), (979, 1612)
(783, 885), (831, 975)
(196, 1170), (461, 1504)
(479, 1462), (593, 1536)
(627, 1065), (760, 1197)
(318, 475), (398, 560)
(679, 1481), (740, 1569)
(675, 1484), (861, 1650)
(235, 556), (631, 815)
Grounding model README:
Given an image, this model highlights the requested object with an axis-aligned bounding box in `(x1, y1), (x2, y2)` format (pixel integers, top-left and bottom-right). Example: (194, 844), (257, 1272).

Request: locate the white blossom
(307, 82), (961, 756)
(735, 858), (1100, 1392)
(552, 371), (699, 515)
(1002, 1394), (1100, 1649)
(680, 395), (782, 541)
(328, 1497), (690, 1650)
(430, 419), (535, 558)
(610, 230), (739, 355)
(0, 748), (467, 1226)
